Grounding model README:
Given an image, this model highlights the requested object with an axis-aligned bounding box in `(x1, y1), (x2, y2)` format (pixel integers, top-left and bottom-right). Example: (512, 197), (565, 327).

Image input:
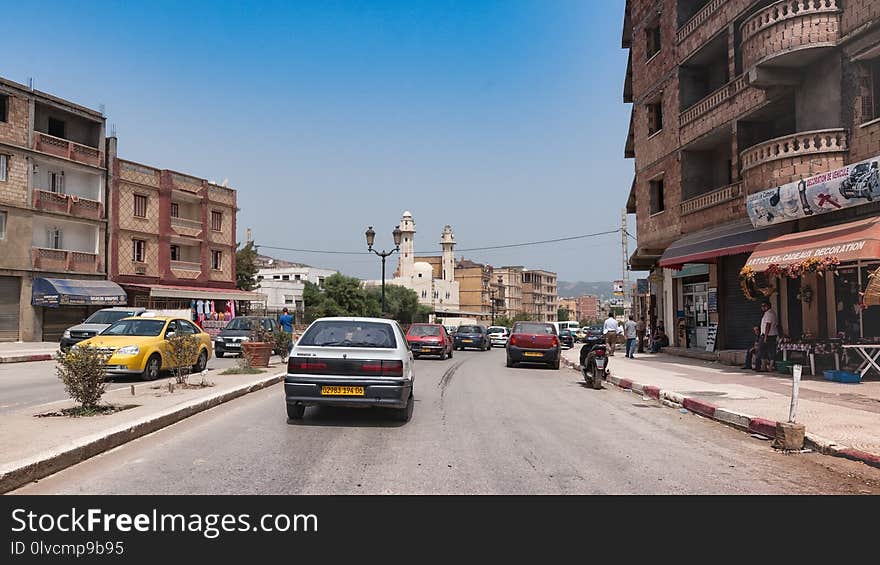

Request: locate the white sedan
(283, 317), (415, 422)
(486, 326), (510, 347)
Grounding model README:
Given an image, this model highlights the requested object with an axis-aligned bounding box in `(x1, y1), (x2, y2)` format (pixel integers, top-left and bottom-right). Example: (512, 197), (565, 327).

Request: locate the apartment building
(558, 297), (579, 321)
(625, 0), (880, 351)
(255, 265), (338, 313)
(576, 294), (601, 323)
(455, 259), (493, 321)
(0, 77), (116, 341)
(522, 269), (558, 322)
(495, 265), (524, 319)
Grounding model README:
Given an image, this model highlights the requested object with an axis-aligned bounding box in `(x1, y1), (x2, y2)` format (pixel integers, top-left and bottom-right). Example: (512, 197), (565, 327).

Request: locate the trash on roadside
(642, 396), (651, 401)
(750, 433), (770, 440)
(679, 408), (689, 414)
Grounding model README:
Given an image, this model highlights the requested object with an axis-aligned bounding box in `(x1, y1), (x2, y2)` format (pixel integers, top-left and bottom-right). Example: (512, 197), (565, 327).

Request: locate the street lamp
(366, 225), (402, 314)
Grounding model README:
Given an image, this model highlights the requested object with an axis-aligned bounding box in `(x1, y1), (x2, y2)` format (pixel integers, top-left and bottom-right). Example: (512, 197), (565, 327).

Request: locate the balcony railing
(32, 132), (104, 168)
(679, 75), (748, 127)
(32, 190), (104, 219)
(680, 182), (743, 216)
(740, 129), (847, 171)
(741, 0), (840, 71)
(31, 248), (100, 273)
(676, 0), (726, 44)
(170, 216), (203, 230)
(170, 260), (202, 272)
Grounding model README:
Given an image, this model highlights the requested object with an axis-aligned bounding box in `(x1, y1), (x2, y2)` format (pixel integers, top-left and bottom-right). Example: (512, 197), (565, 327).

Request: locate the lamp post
(365, 225), (402, 315)
(489, 285), (497, 326)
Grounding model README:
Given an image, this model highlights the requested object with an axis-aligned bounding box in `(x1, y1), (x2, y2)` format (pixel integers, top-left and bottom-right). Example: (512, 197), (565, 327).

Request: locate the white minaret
(397, 211), (416, 280)
(441, 224), (455, 281)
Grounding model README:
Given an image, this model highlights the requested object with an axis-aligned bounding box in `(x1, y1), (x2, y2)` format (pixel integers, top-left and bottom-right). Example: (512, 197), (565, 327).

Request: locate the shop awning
(659, 218), (793, 269)
(124, 283), (266, 301)
(744, 217), (880, 272)
(32, 278), (127, 307)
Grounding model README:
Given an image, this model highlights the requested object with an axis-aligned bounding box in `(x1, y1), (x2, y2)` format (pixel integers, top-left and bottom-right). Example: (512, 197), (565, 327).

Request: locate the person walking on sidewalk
(636, 317), (646, 353)
(603, 313), (620, 355)
(624, 315), (638, 358)
(757, 301), (779, 372)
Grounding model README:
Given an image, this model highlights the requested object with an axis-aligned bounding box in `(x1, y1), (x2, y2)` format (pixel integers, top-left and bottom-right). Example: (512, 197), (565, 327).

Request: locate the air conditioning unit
(134, 265), (146, 275)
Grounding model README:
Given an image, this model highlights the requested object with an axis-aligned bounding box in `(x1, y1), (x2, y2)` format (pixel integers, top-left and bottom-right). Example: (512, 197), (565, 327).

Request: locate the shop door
(42, 307), (92, 342)
(721, 255), (761, 349)
(786, 277), (803, 339)
(683, 282), (709, 349)
(0, 276), (21, 341)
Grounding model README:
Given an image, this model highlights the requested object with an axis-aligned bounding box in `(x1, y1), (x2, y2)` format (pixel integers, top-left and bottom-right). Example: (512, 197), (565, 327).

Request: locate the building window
(134, 194), (147, 218)
(650, 178), (665, 215)
(282, 275), (290, 280)
(646, 24), (661, 60)
(211, 211), (223, 231)
(49, 171), (64, 194)
(132, 239), (146, 262)
(170, 202), (179, 218)
(862, 58), (880, 123)
(48, 117), (65, 138)
(48, 228), (63, 249)
(211, 250), (222, 270)
(284, 295), (294, 305)
(0, 210), (6, 240)
(170, 245), (180, 261)
(647, 99), (663, 135)
(0, 95), (7, 122)
(294, 274), (301, 281)
(318, 277), (325, 288)
(273, 275), (281, 280)
(0, 154), (7, 182)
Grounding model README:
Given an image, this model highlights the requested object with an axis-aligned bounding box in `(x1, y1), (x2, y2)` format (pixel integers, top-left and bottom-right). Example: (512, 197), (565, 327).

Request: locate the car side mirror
(166, 331), (176, 339)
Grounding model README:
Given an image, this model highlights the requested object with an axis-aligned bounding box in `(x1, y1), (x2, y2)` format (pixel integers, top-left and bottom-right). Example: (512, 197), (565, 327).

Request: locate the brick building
(558, 297), (579, 321)
(522, 269), (558, 322)
(0, 77), (115, 341)
(576, 294), (601, 323)
(625, 0), (880, 352)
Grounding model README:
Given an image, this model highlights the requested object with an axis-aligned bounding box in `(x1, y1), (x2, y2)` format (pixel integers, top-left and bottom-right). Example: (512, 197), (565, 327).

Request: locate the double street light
(365, 225), (402, 314)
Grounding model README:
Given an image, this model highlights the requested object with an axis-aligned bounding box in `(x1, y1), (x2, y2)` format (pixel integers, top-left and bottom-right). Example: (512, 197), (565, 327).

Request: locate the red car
(506, 321), (560, 369)
(405, 323), (453, 360)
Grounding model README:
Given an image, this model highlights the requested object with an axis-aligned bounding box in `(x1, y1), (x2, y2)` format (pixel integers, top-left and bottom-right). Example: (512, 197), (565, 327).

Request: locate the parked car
(506, 321), (560, 369)
(74, 315), (212, 381)
(284, 317), (415, 421)
(406, 323), (453, 360)
(558, 328), (575, 349)
(454, 325), (490, 351)
(213, 316), (280, 358)
(486, 325), (510, 347)
(60, 307), (147, 352)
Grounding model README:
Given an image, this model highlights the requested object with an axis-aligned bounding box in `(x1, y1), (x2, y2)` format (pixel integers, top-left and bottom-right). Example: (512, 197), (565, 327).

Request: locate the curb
(0, 373), (284, 494)
(560, 355), (880, 470)
(0, 353), (55, 364)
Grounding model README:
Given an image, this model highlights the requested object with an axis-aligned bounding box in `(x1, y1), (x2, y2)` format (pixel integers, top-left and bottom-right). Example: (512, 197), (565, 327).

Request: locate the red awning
(744, 217), (880, 271)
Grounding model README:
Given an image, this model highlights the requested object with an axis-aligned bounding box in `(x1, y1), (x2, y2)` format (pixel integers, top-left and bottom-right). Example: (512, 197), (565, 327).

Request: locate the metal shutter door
(721, 254), (762, 350)
(0, 276), (21, 341)
(42, 306), (91, 342)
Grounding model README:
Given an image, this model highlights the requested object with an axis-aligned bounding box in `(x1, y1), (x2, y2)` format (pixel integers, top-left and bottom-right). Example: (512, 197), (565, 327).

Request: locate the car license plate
(524, 352), (542, 357)
(321, 386), (364, 396)
(462, 339), (473, 343)
(595, 358), (606, 368)
(227, 343), (240, 348)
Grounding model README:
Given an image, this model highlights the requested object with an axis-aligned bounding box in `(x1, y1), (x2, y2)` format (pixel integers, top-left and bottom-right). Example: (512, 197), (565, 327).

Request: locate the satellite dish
(268, 259), (274, 265)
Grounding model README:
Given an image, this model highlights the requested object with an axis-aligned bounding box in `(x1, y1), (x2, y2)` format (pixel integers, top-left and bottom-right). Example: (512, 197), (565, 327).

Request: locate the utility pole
(621, 208), (630, 319)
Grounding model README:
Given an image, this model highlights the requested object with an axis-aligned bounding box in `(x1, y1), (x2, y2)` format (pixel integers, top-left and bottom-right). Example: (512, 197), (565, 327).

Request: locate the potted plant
(241, 323), (273, 368)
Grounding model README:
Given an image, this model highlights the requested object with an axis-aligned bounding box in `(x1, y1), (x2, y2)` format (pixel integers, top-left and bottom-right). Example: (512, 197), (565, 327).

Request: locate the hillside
(557, 281), (614, 300)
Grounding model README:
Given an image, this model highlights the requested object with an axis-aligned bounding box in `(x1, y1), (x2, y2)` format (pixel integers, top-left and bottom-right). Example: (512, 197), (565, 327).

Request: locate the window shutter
(58, 172), (65, 194)
(0, 155), (7, 182)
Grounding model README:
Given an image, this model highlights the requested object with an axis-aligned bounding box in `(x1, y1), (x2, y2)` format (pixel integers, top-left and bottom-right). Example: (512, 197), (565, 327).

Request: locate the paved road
(0, 353), (274, 416)
(13, 348), (880, 494)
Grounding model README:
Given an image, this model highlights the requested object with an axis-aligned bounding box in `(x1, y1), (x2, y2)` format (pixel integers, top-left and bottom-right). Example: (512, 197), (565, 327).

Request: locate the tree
(236, 241), (259, 291)
(511, 312), (534, 323)
(302, 274), (380, 322)
(366, 284), (423, 323)
(495, 316), (514, 328)
(557, 308), (570, 322)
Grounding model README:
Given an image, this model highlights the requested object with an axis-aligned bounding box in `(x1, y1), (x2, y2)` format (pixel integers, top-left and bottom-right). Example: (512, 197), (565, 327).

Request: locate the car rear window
(298, 320), (397, 348)
(487, 326), (506, 333)
(514, 323), (555, 335)
(408, 325), (440, 336)
(458, 325), (483, 333)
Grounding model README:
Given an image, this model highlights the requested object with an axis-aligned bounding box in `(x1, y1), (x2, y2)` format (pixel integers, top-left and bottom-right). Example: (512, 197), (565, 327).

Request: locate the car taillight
(509, 335), (518, 347)
(359, 360), (403, 377)
(551, 336), (559, 347)
(288, 358), (329, 373)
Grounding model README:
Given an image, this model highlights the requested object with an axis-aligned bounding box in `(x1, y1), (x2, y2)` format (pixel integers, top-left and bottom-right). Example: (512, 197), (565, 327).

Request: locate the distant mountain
(557, 281), (614, 300)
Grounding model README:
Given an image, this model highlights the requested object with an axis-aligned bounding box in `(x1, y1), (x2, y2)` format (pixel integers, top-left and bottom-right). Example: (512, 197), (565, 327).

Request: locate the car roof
(312, 317), (396, 324)
(116, 315), (175, 322)
(100, 307), (146, 311)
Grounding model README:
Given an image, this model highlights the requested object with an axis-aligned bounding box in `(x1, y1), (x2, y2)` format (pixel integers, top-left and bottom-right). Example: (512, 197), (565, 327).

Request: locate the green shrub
(273, 330), (293, 360)
(167, 333), (201, 385)
(55, 346), (111, 409)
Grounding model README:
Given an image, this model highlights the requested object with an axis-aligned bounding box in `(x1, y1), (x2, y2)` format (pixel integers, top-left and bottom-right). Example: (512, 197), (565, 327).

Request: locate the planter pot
(241, 342), (272, 367)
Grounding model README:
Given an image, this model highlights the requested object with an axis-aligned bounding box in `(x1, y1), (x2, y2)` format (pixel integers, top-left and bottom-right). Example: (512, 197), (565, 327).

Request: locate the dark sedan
(213, 316), (279, 357)
(453, 325), (490, 351)
(558, 329), (575, 349)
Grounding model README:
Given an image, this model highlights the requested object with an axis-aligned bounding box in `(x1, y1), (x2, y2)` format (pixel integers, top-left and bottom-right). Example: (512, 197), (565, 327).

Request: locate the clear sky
(3, 0), (637, 283)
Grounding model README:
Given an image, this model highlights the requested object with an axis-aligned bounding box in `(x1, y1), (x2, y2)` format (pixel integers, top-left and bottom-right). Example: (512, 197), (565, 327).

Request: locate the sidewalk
(0, 364), (286, 493)
(560, 346), (880, 470)
(0, 342), (60, 364)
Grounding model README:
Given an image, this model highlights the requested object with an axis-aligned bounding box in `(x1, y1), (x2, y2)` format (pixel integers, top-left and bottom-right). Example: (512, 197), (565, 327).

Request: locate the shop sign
(745, 239), (867, 267)
(707, 287), (717, 313)
(613, 280), (624, 295)
(636, 278), (648, 294)
(746, 155), (880, 228)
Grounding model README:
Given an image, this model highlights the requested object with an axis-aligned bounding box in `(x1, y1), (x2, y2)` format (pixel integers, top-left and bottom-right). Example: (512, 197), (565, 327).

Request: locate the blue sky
(3, 0), (635, 283)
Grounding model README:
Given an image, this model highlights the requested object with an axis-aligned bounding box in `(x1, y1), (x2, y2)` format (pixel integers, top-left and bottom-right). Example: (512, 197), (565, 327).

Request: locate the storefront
(31, 278), (127, 341)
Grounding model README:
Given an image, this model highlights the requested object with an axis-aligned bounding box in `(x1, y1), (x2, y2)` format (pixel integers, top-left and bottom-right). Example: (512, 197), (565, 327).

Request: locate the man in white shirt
(603, 314), (620, 356)
(757, 300), (779, 371)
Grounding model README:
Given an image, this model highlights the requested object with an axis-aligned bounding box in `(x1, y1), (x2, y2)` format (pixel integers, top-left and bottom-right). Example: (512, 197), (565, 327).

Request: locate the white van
(552, 321), (580, 335)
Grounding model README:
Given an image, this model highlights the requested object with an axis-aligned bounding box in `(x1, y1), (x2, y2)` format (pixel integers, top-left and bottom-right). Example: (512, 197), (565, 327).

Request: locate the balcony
(32, 190), (104, 220)
(676, 0), (726, 44)
(681, 182), (743, 216)
(31, 132), (104, 168)
(741, 0), (840, 88)
(740, 129), (847, 194)
(31, 248), (100, 273)
(170, 260), (201, 272)
(170, 216), (203, 238)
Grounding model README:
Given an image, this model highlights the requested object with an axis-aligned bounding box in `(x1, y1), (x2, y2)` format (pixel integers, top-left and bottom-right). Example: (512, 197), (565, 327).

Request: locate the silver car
(60, 307), (147, 352)
(487, 326), (510, 347)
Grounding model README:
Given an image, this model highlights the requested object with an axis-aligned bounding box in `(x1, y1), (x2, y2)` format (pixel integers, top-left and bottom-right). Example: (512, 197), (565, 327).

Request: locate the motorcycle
(579, 334), (608, 390)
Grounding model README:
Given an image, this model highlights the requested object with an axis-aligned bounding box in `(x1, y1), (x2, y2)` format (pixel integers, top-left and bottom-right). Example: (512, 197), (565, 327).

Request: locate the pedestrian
(757, 300), (779, 372)
(650, 328), (669, 353)
(602, 313), (620, 355)
(278, 307), (294, 333)
(636, 317), (646, 353)
(624, 315), (638, 358)
(742, 325), (761, 370)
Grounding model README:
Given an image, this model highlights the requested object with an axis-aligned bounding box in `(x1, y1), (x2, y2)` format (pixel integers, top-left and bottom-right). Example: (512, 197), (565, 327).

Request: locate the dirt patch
(35, 404), (139, 418)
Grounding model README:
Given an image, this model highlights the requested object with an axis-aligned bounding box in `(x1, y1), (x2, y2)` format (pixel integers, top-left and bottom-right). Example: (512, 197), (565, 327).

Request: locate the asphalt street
(12, 347), (880, 494)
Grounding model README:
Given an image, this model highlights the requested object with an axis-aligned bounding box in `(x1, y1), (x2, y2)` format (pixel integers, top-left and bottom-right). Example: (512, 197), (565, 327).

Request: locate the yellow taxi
(74, 315), (213, 380)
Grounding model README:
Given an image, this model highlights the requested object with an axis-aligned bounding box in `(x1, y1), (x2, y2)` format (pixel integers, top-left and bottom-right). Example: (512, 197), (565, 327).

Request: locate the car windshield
(225, 317), (258, 330)
(458, 325), (483, 334)
(408, 325), (441, 336)
(101, 319), (166, 337)
(487, 326), (506, 334)
(515, 323), (555, 335)
(84, 310), (138, 325)
(298, 320), (397, 348)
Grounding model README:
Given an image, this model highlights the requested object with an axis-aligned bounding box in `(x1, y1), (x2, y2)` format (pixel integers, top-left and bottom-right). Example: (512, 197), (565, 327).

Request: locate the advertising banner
(636, 278), (648, 294)
(746, 155), (880, 228)
(613, 280), (624, 295)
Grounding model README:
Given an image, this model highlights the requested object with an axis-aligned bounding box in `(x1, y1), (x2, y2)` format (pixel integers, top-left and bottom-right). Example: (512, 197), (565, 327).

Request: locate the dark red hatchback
(506, 321), (560, 369)
(405, 323), (453, 360)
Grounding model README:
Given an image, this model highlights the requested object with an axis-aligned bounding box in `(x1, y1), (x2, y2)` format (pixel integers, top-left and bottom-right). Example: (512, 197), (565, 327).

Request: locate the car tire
(395, 393), (414, 422)
(141, 354), (161, 381)
(440, 349), (447, 361)
(413, 353), (420, 359)
(287, 403), (305, 420)
(192, 349), (208, 373)
(216, 351), (224, 358)
(448, 348), (453, 359)
(506, 355), (515, 368)
(552, 356), (560, 370)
